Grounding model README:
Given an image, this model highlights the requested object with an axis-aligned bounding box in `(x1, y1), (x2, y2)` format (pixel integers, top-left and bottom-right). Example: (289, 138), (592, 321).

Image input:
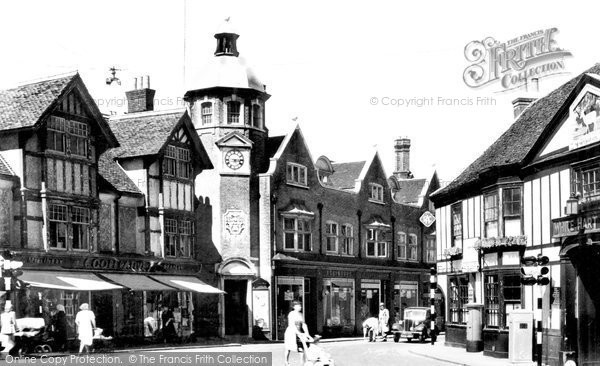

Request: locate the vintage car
(391, 307), (436, 342)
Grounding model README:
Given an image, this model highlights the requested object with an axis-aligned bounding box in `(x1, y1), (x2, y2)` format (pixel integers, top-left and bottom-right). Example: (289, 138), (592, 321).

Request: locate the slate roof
(432, 63), (600, 200)
(98, 150), (142, 195)
(108, 110), (186, 159)
(393, 178), (426, 205)
(328, 161), (365, 190)
(266, 135), (285, 159)
(0, 155), (15, 177)
(0, 74), (75, 131)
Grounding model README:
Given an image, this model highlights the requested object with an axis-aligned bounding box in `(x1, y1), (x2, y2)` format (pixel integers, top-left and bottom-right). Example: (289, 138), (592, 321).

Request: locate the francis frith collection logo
(463, 28), (572, 91)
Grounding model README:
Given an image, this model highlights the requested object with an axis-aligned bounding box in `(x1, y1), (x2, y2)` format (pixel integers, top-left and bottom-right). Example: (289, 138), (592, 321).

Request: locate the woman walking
(0, 303), (18, 355)
(75, 303), (95, 353)
(283, 301), (312, 366)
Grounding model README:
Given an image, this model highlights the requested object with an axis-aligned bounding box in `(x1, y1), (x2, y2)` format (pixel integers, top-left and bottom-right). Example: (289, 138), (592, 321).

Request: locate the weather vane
(106, 66), (122, 85)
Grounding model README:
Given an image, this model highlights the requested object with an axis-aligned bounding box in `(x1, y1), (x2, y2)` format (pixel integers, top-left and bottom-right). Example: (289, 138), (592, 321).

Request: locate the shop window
(227, 101), (241, 124)
(366, 228), (387, 258)
(397, 232), (407, 260)
(325, 222), (338, 253)
(484, 273), (522, 328)
(163, 145), (192, 180)
(283, 217), (312, 251)
(451, 203), (462, 247)
(408, 233), (418, 260)
(341, 224), (354, 255)
(449, 276), (468, 324)
(394, 282), (418, 320)
(323, 279), (354, 330)
(484, 193), (499, 238)
(369, 183), (384, 203)
(359, 281), (381, 321)
(276, 277), (304, 340)
(426, 237), (436, 263)
(201, 102), (212, 125)
(503, 187), (522, 236)
(286, 163), (307, 186)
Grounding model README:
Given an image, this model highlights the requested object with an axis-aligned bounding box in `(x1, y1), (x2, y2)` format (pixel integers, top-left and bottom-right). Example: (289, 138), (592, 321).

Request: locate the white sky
(0, 0), (597, 182)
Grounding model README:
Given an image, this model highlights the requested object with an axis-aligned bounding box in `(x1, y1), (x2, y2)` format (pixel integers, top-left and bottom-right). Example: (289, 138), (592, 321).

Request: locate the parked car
(391, 307), (438, 343)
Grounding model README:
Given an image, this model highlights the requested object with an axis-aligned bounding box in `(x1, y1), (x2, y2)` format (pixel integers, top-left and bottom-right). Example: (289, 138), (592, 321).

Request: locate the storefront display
(359, 279), (380, 322)
(275, 276), (304, 340)
(323, 278), (354, 335)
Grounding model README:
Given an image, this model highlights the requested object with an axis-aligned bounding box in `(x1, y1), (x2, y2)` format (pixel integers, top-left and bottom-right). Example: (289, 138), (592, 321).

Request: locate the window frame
(340, 224), (354, 255)
(426, 237), (436, 263)
(450, 203), (463, 248)
(502, 187), (522, 236)
(483, 192), (499, 238)
(325, 221), (339, 253)
(448, 276), (469, 325)
(366, 228), (388, 258)
(163, 145), (193, 180)
(46, 116), (90, 158)
(369, 183), (384, 203)
(48, 204), (90, 252)
(227, 101), (241, 124)
(286, 163), (308, 187)
(397, 232), (407, 260)
(252, 104), (262, 128)
(201, 102), (212, 125)
(282, 216), (313, 252)
(484, 272), (522, 329)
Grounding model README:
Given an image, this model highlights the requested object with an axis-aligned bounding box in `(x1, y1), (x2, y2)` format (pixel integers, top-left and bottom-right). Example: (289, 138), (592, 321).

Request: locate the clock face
(225, 149), (244, 170)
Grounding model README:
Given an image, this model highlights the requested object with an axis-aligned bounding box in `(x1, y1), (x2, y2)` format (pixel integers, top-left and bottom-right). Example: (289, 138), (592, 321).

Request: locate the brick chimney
(394, 137), (412, 179)
(126, 76), (155, 113)
(512, 97), (536, 119)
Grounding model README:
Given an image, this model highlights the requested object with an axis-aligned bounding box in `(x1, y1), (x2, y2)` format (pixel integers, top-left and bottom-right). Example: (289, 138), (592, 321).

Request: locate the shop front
(14, 254), (223, 346)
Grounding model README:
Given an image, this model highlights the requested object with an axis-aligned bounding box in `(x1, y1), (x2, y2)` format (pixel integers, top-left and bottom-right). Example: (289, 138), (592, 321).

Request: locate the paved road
(156, 340), (451, 366)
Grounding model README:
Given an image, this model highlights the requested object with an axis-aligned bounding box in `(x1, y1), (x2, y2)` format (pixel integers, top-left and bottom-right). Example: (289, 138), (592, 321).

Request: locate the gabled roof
(0, 154), (15, 177)
(432, 63), (600, 202)
(265, 135), (285, 159)
(0, 73), (117, 146)
(393, 178), (427, 205)
(328, 161), (365, 190)
(98, 150), (142, 195)
(108, 109), (212, 169)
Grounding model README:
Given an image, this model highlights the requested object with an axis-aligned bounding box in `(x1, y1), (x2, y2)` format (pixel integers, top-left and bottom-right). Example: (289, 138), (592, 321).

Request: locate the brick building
(0, 72), (221, 345)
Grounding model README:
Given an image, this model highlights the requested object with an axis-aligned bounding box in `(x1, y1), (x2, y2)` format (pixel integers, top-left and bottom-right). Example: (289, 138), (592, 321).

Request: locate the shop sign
(419, 211), (436, 227)
(324, 269), (353, 278)
(570, 91), (600, 150)
(552, 213), (600, 238)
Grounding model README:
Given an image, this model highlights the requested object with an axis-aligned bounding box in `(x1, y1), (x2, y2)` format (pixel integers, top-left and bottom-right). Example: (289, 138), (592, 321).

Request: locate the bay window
(484, 273), (522, 328)
(502, 187), (522, 236)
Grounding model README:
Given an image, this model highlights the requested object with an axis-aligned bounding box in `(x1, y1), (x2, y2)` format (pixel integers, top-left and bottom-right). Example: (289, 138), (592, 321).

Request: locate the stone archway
(217, 258), (256, 336)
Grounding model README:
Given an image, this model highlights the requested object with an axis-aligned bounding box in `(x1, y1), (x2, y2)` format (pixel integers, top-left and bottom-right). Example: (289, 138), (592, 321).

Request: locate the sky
(0, 0), (598, 182)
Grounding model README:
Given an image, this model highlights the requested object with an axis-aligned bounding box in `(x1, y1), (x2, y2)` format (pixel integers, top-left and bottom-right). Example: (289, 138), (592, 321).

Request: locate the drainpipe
(317, 203), (323, 254)
(114, 194), (121, 255)
(41, 182), (48, 252)
(391, 216), (396, 261)
(357, 210), (362, 259)
(271, 192), (278, 341)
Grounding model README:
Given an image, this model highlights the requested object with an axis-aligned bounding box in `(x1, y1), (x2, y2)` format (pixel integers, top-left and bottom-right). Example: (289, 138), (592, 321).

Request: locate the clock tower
(185, 18), (271, 338)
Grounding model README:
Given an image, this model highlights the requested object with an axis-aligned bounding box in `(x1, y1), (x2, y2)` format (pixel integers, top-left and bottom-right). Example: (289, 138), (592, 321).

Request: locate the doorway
(224, 280), (248, 335)
(92, 291), (114, 336)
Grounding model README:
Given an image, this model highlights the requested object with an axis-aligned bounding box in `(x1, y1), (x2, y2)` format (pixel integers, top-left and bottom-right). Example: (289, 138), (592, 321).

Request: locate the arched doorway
(217, 258), (256, 337)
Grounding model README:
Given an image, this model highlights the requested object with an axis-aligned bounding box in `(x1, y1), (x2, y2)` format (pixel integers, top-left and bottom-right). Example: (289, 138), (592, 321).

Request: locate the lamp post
(564, 194), (579, 216)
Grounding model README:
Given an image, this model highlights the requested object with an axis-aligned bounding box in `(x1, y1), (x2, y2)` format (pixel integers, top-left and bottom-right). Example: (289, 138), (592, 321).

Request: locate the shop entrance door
(275, 277), (304, 340)
(224, 280), (248, 335)
(92, 291), (114, 336)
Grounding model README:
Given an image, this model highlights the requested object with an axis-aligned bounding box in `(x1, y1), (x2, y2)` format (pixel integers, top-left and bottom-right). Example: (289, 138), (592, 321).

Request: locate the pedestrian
(362, 317), (378, 342)
(378, 302), (389, 341)
(0, 303), (18, 355)
(284, 300), (312, 366)
(75, 303), (95, 354)
(52, 305), (68, 351)
(160, 305), (176, 343)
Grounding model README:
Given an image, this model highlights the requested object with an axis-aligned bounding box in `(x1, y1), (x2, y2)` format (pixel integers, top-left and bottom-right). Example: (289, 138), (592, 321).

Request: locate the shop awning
(99, 273), (176, 291)
(21, 271), (123, 291)
(150, 275), (224, 294)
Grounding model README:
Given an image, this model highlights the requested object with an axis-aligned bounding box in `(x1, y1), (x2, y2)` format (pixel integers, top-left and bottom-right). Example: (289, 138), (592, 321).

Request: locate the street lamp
(565, 194), (579, 216)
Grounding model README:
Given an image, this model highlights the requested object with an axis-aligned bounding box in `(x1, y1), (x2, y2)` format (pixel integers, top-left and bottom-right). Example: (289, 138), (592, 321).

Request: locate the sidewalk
(408, 335), (516, 366)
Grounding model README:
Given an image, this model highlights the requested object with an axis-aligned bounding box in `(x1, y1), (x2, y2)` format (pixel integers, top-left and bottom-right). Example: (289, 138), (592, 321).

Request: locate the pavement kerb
(408, 350), (468, 366)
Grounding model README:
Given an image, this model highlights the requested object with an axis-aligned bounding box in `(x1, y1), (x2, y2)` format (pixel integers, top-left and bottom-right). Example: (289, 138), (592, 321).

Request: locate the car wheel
(394, 334), (400, 343)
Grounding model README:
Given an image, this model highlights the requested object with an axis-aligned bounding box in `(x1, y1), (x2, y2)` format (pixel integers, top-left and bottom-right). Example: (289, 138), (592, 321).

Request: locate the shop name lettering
(553, 215), (600, 237)
(463, 28), (571, 90)
(325, 270), (353, 278)
(83, 258), (183, 272)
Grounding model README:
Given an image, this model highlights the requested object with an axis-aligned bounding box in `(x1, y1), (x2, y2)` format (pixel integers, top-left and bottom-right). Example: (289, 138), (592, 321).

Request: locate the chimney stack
(512, 97), (536, 119)
(125, 75), (156, 113)
(394, 137), (411, 179)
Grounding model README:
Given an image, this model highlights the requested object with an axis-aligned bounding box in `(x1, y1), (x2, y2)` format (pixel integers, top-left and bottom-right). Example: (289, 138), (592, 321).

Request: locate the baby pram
(301, 335), (335, 366)
(13, 318), (56, 355)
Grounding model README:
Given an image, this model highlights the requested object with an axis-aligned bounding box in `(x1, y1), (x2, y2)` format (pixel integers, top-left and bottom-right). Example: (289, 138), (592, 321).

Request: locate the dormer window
(286, 163), (307, 186)
(201, 102), (212, 125)
(369, 183), (384, 203)
(164, 145), (192, 180)
(227, 101), (241, 124)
